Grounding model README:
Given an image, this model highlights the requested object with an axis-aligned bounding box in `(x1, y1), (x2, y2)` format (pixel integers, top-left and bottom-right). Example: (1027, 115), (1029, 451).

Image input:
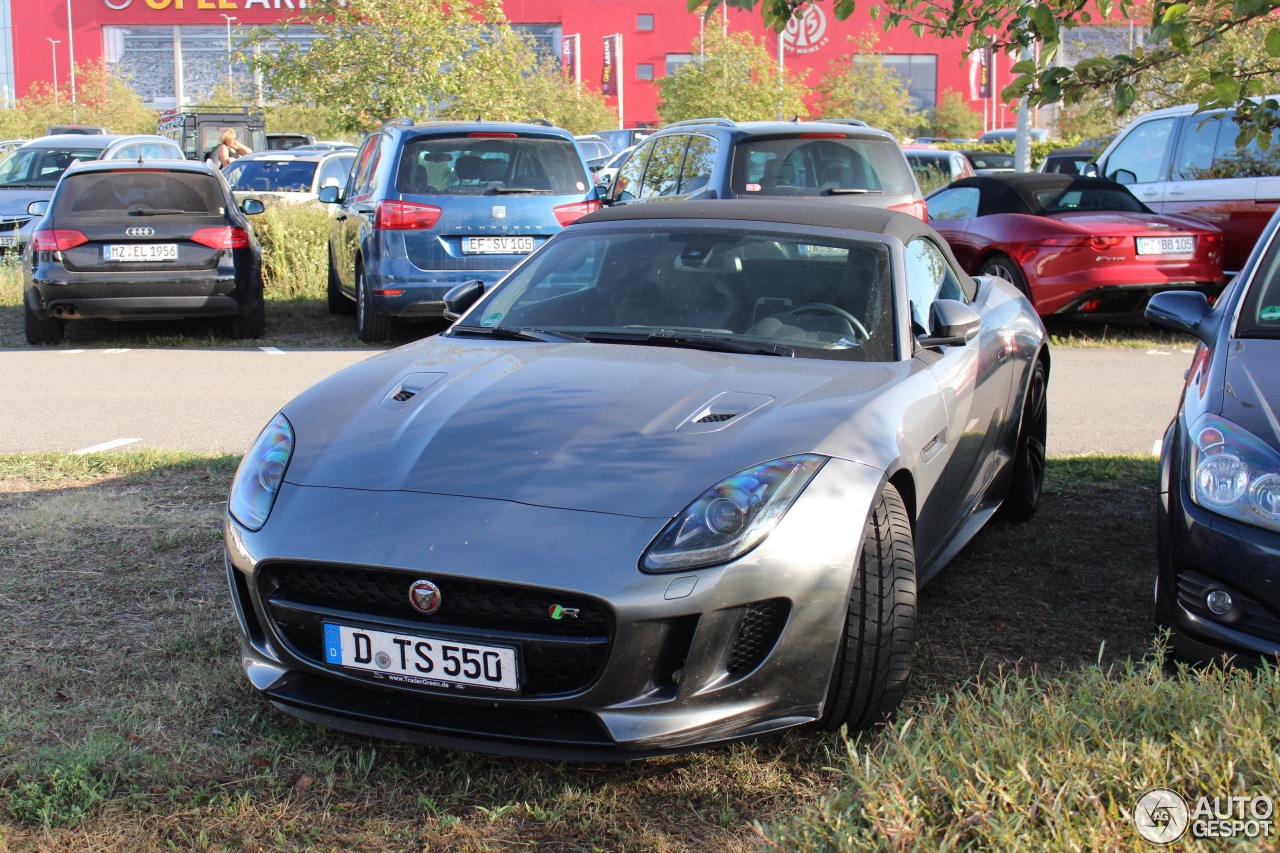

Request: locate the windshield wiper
(489, 186), (544, 194)
(823, 187), (883, 195)
(451, 324), (584, 343)
(583, 330), (793, 357)
(128, 208), (188, 216)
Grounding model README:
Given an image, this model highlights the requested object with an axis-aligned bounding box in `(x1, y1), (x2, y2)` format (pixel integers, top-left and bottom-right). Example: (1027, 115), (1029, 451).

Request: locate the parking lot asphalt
(1, 344), (1193, 457)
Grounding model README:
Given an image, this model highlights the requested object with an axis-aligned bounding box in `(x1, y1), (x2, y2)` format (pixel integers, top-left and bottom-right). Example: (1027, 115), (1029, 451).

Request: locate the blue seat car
(319, 120), (601, 341)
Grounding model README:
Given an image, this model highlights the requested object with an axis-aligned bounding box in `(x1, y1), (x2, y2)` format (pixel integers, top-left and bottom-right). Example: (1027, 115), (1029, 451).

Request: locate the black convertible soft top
(938, 173), (1153, 216)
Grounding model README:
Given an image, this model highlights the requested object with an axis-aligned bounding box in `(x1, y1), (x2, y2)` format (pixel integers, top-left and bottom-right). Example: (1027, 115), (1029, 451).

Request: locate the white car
(223, 149), (356, 205)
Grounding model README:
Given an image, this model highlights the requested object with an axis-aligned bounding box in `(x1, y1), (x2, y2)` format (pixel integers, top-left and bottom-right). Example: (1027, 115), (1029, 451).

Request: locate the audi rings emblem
(408, 579), (442, 615)
(124, 226), (155, 237)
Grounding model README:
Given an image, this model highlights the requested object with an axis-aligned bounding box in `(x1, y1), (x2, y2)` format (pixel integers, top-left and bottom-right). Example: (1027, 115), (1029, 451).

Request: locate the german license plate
(463, 236), (535, 254)
(323, 623), (519, 691)
(0, 236), (15, 247)
(1136, 236), (1194, 255)
(105, 243), (178, 262)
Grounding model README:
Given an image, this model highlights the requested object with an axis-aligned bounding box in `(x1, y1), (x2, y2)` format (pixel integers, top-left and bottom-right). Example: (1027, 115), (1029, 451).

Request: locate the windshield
(1032, 186), (1146, 214)
(395, 135), (589, 196)
(224, 158), (320, 193)
(462, 226), (896, 362)
(732, 137), (915, 197)
(1239, 227), (1280, 339)
(0, 147), (102, 188)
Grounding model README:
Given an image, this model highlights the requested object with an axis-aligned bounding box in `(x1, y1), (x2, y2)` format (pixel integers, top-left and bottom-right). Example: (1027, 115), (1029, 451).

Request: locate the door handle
(997, 347), (1009, 362)
(1142, 188), (1159, 197)
(1168, 186), (1186, 196)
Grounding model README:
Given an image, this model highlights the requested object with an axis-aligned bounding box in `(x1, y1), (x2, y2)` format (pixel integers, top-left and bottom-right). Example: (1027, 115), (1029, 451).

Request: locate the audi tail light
(191, 227), (251, 249)
(553, 200), (602, 226)
(32, 229), (89, 252)
(375, 201), (443, 230)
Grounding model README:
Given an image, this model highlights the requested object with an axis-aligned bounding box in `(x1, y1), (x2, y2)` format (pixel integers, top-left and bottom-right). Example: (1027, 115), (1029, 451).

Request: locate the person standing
(213, 128), (252, 168)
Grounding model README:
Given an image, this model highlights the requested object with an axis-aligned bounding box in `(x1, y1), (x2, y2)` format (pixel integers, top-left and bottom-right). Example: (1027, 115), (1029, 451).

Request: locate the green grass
(0, 452), (1248, 851)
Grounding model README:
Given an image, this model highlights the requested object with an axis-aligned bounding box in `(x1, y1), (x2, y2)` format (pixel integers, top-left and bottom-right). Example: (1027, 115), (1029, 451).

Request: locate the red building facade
(8, 0), (1018, 130)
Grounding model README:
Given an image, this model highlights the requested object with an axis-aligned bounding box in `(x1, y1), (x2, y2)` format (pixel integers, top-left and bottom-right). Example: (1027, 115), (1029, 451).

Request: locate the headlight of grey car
(1187, 413), (1280, 534)
(228, 412), (294, 531)
(641, 455), (827, 572)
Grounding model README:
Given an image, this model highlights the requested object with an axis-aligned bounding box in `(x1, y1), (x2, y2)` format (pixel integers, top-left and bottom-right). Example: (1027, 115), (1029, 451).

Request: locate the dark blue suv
(319, 120), (600, 341)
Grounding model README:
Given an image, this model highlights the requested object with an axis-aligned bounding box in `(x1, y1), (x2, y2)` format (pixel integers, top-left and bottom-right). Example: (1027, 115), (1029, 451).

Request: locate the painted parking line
(101, 348), (130, 354)
(61, 349), (85, 354)
(73, 438), (142, 455)
(260, 347), (285, 355)
(1146, 350), (1173, 356)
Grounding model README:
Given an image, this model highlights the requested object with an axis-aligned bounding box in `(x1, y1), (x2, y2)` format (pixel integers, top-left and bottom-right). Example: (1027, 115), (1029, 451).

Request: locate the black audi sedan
(22, 159), (266, 344)
(1146, 208), (1280, 663)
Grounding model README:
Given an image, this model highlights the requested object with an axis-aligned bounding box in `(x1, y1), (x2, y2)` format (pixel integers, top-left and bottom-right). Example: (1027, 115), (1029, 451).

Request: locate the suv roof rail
(382, 117), (415, 127)
(523, 118), (554, 127)
(661, 118), (737, 129)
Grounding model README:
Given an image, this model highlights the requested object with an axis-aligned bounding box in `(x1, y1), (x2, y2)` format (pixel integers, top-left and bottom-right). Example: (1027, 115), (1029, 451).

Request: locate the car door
(1098, 116), (1177, 210)
(906, 236), (1015, 559)
(334, 133), (384, 291)
(608, 138), (654, 204)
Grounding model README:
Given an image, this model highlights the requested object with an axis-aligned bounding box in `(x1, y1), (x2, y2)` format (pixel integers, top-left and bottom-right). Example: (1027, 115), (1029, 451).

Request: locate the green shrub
(763, 645), (1280, 851)
(247, 202), (332, 302)
(4, 759), (109, 828)
(0, 251), (21, 307)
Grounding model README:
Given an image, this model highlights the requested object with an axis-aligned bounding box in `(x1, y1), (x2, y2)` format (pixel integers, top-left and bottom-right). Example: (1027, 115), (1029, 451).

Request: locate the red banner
(601, 34), (617, 97)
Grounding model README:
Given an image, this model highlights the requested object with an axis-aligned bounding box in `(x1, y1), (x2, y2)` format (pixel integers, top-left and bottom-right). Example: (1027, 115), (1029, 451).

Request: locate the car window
(471, 226), (896, 362)
(110, 145), (139, 161)
(349, 134), (381, 199)
(904, 236), (966, 330)
(1030, 185), (1146, 213)
(926, 187), (979, 220)
(679, 135), (716, 195)
(612, 139), (653, 202)
(732, 136), (915, 196)
(318, 156), (353, 189)
(0, 147), (102, 188)
(225, 159), (319, 193)
(1238, 229), (1280, 338)
(1173, 113), (1280, 180)
(638, 135), (687, 199)
(1104, 118), (1175, 184)
(395, 135), (588, 196)
(52, 170), (224, 216)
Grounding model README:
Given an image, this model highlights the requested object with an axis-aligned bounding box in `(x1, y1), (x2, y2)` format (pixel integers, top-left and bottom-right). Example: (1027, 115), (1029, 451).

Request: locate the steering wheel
(787, 303), (870, 340)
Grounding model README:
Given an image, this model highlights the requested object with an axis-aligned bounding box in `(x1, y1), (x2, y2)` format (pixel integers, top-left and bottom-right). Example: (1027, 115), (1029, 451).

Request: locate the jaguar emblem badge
(408, 579), (442, 614)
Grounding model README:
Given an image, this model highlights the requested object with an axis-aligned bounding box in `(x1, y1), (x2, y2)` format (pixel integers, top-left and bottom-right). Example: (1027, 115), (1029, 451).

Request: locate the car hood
(281, 338), (907, 518)
(1221, 337), (1280, 448)
(0, 187), (52, 216)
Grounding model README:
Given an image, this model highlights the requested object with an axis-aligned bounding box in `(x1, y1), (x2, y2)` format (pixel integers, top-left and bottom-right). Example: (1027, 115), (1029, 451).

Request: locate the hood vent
(678, 391), (775, 434)
(379, 372), (447, 411)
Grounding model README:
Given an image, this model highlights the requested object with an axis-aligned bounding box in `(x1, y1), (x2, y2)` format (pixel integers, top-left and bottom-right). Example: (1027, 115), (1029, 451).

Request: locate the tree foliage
(930, 90), (984, 139)
(656, 16), (810, 123)
(694, 0), (1280, 143)
(814, 34), (918, 138)
(0, 60), (155, 138)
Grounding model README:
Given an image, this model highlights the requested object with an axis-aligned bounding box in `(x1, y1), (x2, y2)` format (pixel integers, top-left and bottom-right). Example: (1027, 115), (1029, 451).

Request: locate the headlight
(228, 413), (294, 531)
(641, 455), (826, 572)
(1187, 413), (1280, 533)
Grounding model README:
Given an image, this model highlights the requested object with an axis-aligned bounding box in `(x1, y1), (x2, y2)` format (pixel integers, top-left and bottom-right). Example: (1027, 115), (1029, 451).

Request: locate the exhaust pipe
(51, 305), (78, 318)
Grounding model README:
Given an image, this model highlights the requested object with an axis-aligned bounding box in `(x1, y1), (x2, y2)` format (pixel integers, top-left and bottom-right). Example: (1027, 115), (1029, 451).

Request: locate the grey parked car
(225, 200), (1049, 758)
(0, 134), (184, 253)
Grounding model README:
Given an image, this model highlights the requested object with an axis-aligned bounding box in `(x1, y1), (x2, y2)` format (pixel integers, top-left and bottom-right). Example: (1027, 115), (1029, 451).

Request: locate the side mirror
(1145, 290), (1215, 345)
(442, 279), (485, 321)
(27, 200), (49, 216)
(1111, 168), (1137, 185)
(1081, 162), (1098, 178)
(917, 299), (981, 348)
(240, 197), (265, 215)
(317, 185), (342, 204)
(595, 173), (613, 191)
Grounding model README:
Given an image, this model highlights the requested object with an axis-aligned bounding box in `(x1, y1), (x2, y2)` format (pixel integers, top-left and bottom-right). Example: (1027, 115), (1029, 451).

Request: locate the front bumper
(224, 458), (882, 758)
(1158, 477), (1280, 663)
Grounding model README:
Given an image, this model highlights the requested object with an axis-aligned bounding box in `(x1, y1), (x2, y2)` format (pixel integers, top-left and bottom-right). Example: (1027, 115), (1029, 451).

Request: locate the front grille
(257, 560), (613, 697)
(726, 599), (789, 675)
(1176, 570), (1280, 644)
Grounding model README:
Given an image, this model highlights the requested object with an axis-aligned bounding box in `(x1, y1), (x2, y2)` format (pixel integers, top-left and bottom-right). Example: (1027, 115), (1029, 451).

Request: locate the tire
(226, 296), (266, 340)
(1000, 358), (1048, 522)
(821, 483), (917, 733)
(327, 250), (354, 315)
(355, 263), (393, 343)
(979, 254), (1033, 307)
(24, 298), (64, 345)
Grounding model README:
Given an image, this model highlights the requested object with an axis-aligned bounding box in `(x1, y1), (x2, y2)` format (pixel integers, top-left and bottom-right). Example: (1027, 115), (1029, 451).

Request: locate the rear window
(52, 171), (225, 216)
(732, 136), (915, 197)
(0, 147), (103, 188)
(224, 159), (319, 193)
(1031, 186), (1146, 214)
(395, 135), (589, 196)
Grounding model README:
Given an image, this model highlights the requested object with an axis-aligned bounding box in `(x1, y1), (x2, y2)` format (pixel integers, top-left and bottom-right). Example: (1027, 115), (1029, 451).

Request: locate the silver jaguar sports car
(224, 200), (1050, 758)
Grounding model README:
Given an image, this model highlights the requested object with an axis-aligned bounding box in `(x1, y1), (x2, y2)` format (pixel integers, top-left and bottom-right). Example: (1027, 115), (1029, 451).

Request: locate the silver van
(1091, 101), (1280, 275)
